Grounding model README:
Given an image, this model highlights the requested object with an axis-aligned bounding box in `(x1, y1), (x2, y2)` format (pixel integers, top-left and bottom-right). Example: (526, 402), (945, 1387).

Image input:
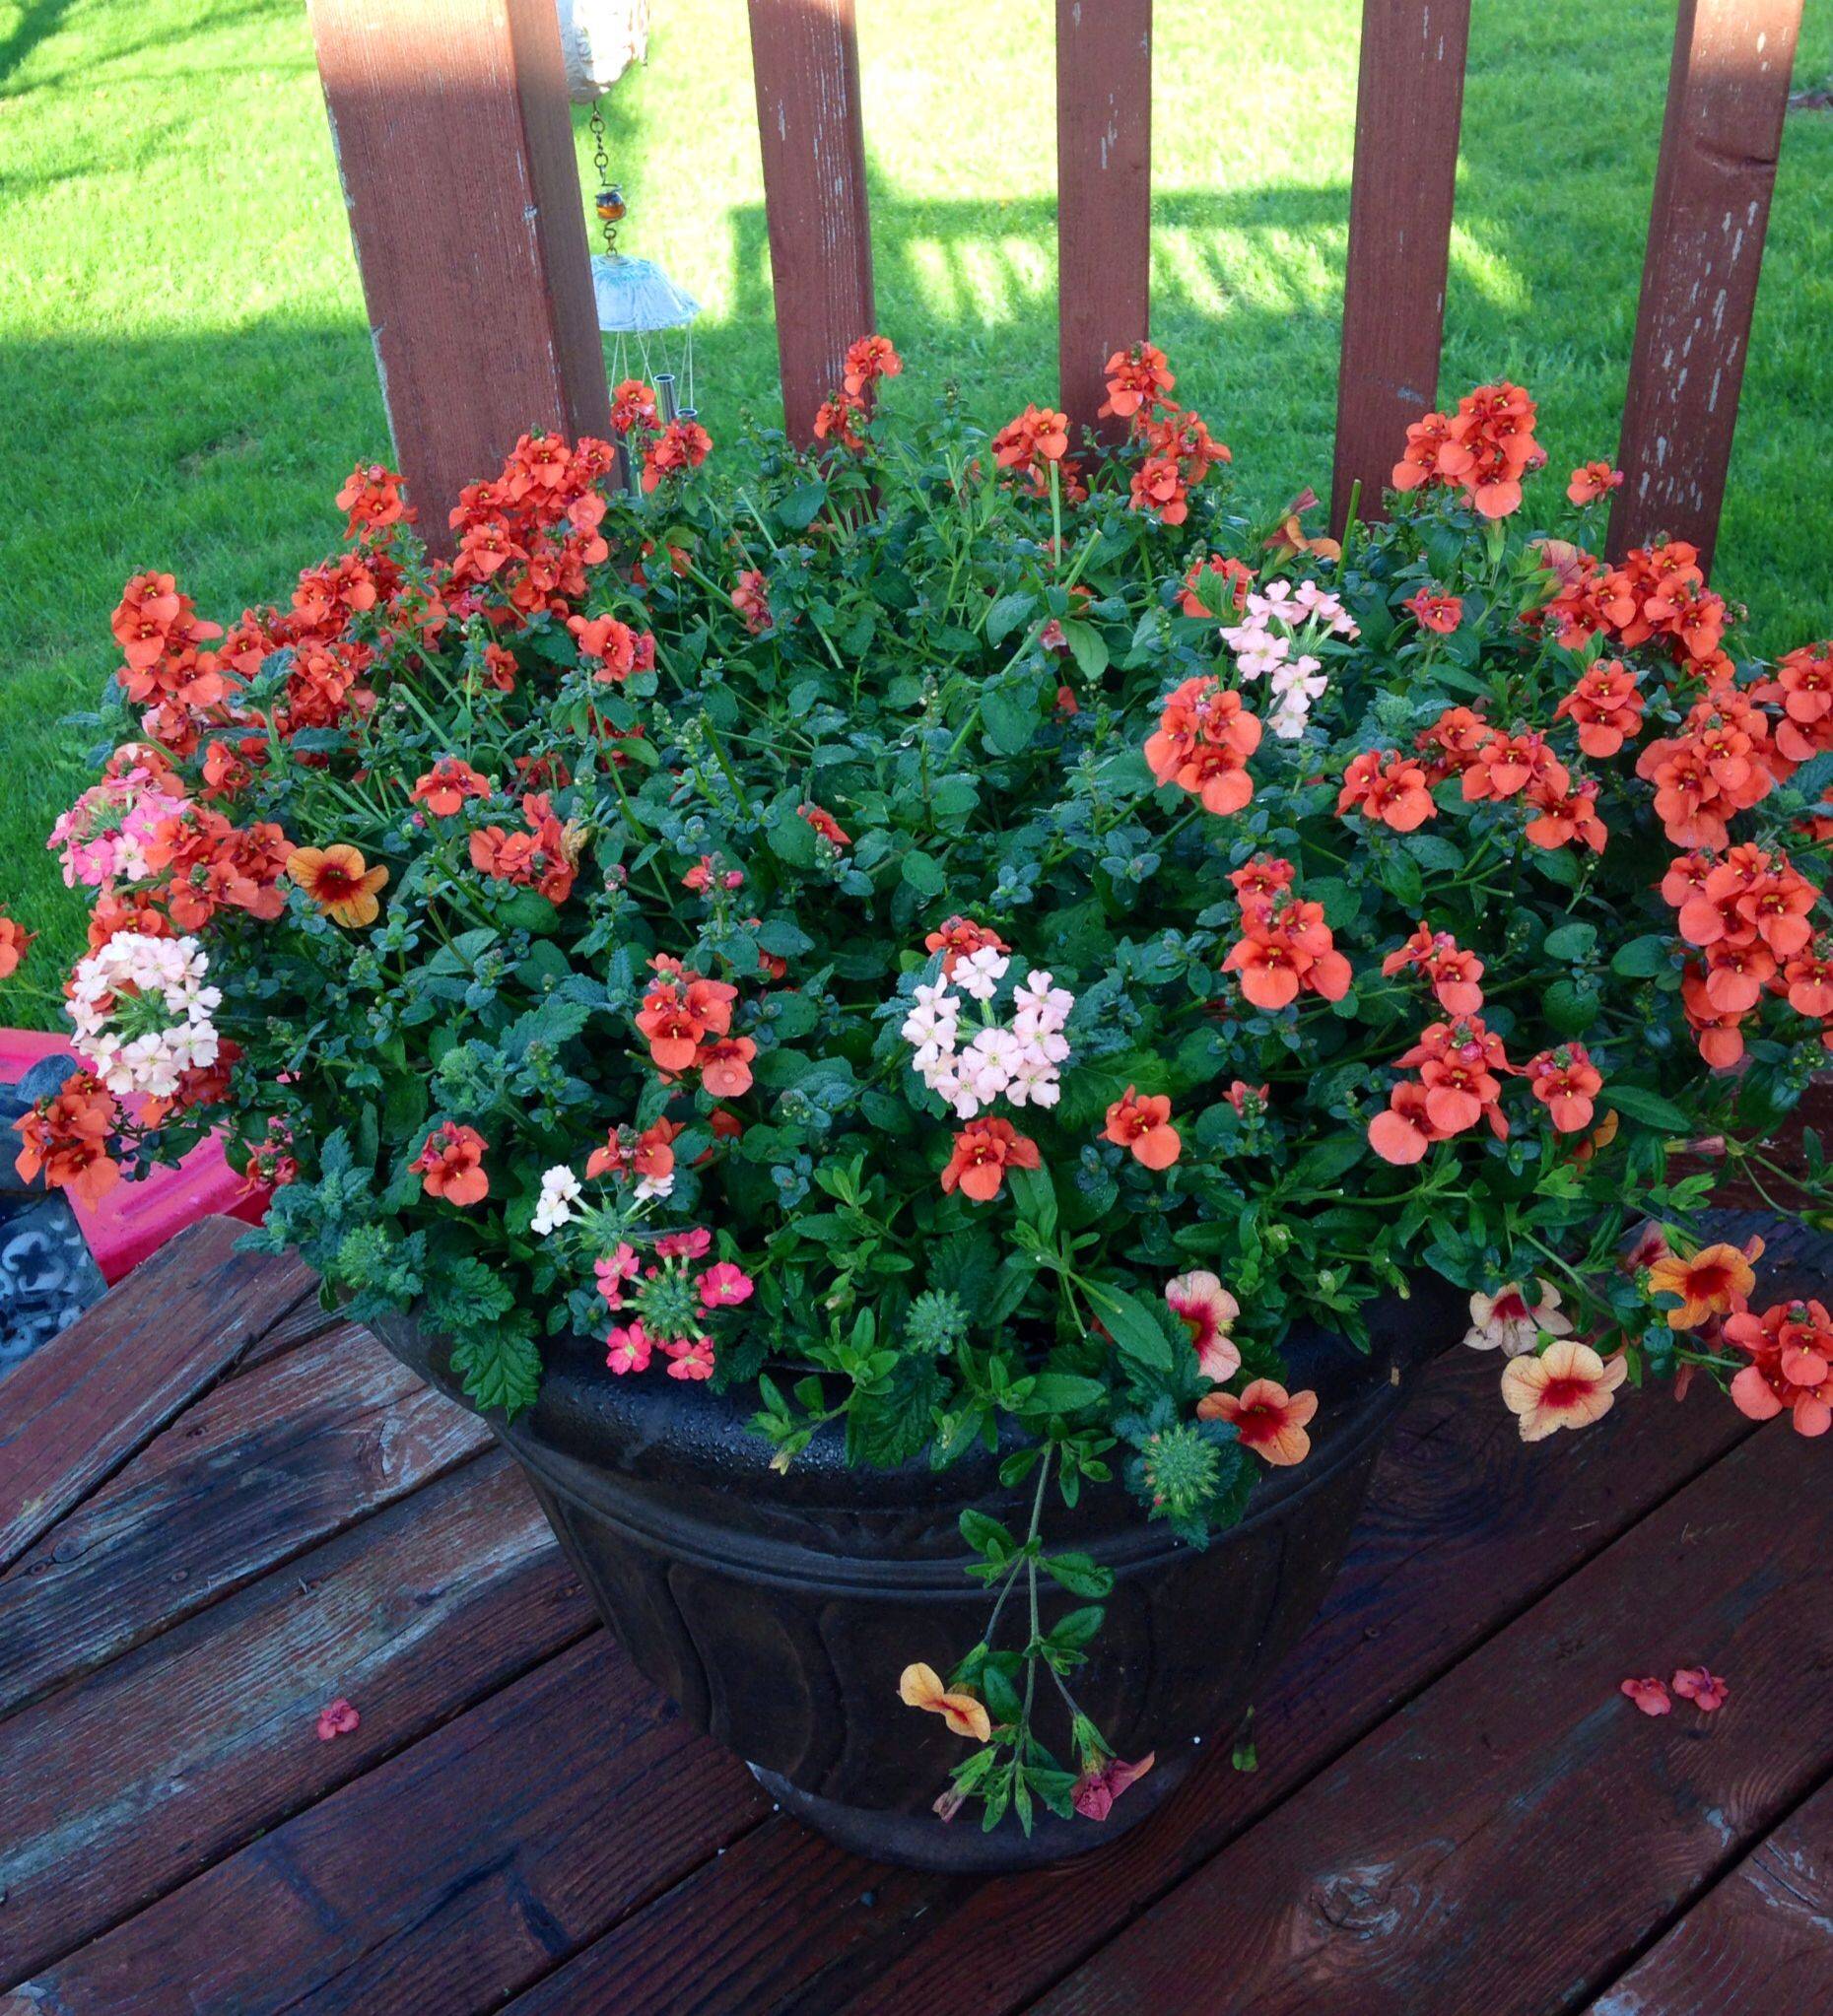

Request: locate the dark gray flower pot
(374, 1279), (1460, 1874)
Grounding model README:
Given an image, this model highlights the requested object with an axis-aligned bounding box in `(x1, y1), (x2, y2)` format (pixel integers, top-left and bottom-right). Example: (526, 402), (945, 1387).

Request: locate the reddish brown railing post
(1608, 0), (1804, 571)
(308, 0), (612, 557)
(747, 0), (874, 446)
(1056, 0), (1153, 444)
(1330, 0), (1472, 534)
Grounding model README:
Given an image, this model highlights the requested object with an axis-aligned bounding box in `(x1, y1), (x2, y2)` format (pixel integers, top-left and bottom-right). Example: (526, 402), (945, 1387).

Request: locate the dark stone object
(376, 1277), (1463, 1873)
(0, 1052), (106, 1375)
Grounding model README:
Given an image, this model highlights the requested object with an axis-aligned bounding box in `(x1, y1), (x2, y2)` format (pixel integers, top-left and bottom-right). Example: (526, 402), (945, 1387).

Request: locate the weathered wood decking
(1, 1212), (1829, 2014)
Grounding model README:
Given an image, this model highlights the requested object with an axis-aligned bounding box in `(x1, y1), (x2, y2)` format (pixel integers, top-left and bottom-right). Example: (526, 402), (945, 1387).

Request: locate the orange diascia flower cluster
(1528, 538), (1730, 675)
(13, 1069), (122, 1209)
(467, 792), (581, 905)
(1663, 842), (1829, 1066)
(812, 334), (904, 455)
(1143, 674), (1262, 815)
(635, 955), (752, 1096)
(1396, 705), (1609, 856)
(1219, 856), (1351, 1012)
(1099, 343), (1232, 527)
(1392, 381), (1544, 518)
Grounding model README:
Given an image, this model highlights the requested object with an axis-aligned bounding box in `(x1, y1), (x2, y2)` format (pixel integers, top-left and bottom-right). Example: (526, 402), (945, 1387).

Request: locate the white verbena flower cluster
(1220, 578), (1359, 742)
(533, 1165), (583, 1235)
(68, 930), (222, 1100)
(900, 949), (1074, 1119)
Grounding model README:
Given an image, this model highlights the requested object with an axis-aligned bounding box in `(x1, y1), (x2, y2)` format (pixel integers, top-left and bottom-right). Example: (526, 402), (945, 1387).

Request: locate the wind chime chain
(588, 101), (619, 257)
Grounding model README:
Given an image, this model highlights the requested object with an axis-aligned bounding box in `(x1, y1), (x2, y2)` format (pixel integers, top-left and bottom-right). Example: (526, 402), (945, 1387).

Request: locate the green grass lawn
(3, 0), (1831, 1026)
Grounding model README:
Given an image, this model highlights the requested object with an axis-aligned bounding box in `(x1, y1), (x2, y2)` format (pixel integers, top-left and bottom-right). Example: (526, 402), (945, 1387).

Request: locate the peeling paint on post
(748, 0), (874, 446)
(1609, 0), (1804, 571)
(1056, 0), (1153, 444)
(1330, 0), (1473, 534)
(307, 0), (611, 558)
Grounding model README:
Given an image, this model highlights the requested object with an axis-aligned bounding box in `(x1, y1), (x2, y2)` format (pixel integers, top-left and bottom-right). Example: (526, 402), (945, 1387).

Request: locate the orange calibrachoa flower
(409, 758), (491, 818)
(412, 1123), (489, 1206)
(0, 911), (34, 978)
(1144, 675), (1261, 816)
(1103, 1088), (1181, 1169)
(940, 1117), (1040, 1202)
(899, 1662), (991, 1741)
(14, 1071), (121, 1209)
(1723, 1300), (1833, 1438)
(1199, 1379), (1319, 1465)
(1500, 1340), (1627, 1441)
(1647, 1238), (1761, 1329)
(287, 843), (389, 927)
(1165, 1271), (1241, 1382)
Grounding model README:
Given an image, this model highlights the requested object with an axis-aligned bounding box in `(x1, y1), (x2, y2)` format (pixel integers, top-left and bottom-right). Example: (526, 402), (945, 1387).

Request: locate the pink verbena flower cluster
(1220, 578), (1358, 741)
(598, 1226), (755, 1382)
(48, 767), (189, 889)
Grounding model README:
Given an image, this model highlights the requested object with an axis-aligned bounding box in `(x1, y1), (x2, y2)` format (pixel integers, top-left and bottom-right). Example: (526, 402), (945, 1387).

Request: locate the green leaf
(1008, 1164), (1058, 1243)
(775, 481), (828, 531)
(1544, 921), (1597, 962)
(1606, 1084), (1689, 1133)
(1378, 851), (1424, 907)
(1610, 935), (1671, 979)
(766, 799), (819, 868)
(447, 1325), (542, 1417)
(1041, 1553), (1115, 1598)
(981, 685), (1041, 757)
(901, 847), (947, 898)
(1020, 1373), (1108, 1415)
(1542, 977), (1600, 1036)
(1057, 618), (1110, 679)
(985, 591), (1037, 647)
(959, 1508), (1017, 1560)
(1082, 1280), (1175, 1371)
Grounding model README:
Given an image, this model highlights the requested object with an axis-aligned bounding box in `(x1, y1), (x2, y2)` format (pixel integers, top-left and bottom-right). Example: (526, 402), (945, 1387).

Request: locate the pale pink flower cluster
(900, 949), (1074, 1118)
(1219, 578), (1358, 741)
(48, 768), (187, 890)
(68, 931), (222, 1099)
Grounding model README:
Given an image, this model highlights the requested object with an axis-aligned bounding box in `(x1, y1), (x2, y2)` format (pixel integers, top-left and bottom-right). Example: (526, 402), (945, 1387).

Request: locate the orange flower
(1337, 750), (1436, 833)
(1500, 1339), (1627, 1441)
(410, 758), (492, 818)
(1144, 675), (1261, 817)
(411, 1122), (489, 1206)
(0, 911), (34, 979)
(1103, 1087), (1182, 1170)
(335, 461), (413, 537)
(898, 1662), (991, 1741)
(1405, 587), (1462, 635)
(14, 1071), (121, 1210)
(1099, 341), (1176, 423)
(1198, 1378), (1318, 1465)
(287, 843), (389, 927)
(1646, 1239), (1761, 1329)
(1566, 460), (1622, 506)
(842, 333), (903, 401)
(1554, 659), (1644, 759)
(939, 1117), (1040, 1202)
(731, 569), (774, 634)
(1165, 1270), (1241, 1382)
(923, 915), (1009, 976)
(1180, 553), (1255, 619)
(798, 801), (851, 849)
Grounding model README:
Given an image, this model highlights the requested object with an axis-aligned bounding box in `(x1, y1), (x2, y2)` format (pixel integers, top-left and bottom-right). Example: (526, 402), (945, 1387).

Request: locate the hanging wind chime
(585, 102), (701, 433)
(554, 1), (699, 447)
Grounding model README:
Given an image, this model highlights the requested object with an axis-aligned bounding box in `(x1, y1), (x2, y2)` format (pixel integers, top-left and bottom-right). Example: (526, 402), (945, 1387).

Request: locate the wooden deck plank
(494, 1348), (1758, 2016)
(0, 1451), (587, 1986)
(0, 1218), (313, 1573)
(0, 1321), (489, 1718)
(7, 1634), (770, 2014)
(1588, 1773), (1833, 2016)
(1030, 1423), (1833, 2016)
